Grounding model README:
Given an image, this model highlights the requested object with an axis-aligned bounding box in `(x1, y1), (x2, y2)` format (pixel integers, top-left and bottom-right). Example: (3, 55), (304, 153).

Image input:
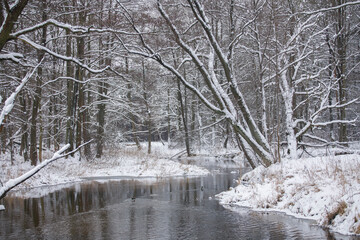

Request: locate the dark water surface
(0, 164), (356, 239)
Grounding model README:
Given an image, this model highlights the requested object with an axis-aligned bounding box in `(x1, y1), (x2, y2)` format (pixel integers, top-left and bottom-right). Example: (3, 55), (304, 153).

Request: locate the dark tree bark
(65, 36), (75, 156)
(75, 5), (86, 158)
(177, 77), (191, 156)
(334, 0), (348, 144)
(125, 55), (141, 149)
(142, 60), (152, 154)
(96, 70), (107, 158)
(95, 43), (109, 158)
(19, 91), (29, 161)
(0, 0), (28, 51)
(29, 0), (47, 166)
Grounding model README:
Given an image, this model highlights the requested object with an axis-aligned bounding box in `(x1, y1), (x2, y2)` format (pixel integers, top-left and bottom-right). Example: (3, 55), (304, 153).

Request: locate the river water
(0, 163), (356, 239)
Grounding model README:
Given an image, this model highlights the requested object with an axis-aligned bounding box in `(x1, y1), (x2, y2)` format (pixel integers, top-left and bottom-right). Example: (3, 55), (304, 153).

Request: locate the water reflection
(0, 168), (357, 240)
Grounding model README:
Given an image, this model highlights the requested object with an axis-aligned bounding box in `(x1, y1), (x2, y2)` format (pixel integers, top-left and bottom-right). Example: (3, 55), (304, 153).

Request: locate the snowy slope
(216, 154), (360, 235)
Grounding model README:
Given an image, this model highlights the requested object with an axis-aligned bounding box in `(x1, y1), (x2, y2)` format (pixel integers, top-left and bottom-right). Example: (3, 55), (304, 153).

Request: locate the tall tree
(30, 0), (47, 166)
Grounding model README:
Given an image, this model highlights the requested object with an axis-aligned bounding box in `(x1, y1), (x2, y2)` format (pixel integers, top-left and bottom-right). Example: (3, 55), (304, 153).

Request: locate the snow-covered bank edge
(216, 154), (360, 236)
(0, 143), (210, 202)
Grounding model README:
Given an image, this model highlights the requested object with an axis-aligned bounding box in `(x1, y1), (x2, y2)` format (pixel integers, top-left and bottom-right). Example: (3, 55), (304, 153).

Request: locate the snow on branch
(18, 36), (108, 74)
(0, 61), (41, 131)
(295, 98), (358, 140)
(10, 19), (136, 39)
(0, 141), (91, 200)
(312, 119), (357, 127)
(301, 134), (350, 149)
(299, 1), (360, 15)
(0, 52), (23, 62)
(0, 144), (69, 200)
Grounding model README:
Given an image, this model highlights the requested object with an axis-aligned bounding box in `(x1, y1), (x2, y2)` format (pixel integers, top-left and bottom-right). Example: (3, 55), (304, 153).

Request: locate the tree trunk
(0, 0), (28, 51)
(83, 83), (92, 159)
(177, 77), (191, 156)
(19, 90), (29, 161)
(39, 113), (43, 162)
(125, 55), (141, 149)
(30, 0), (47, 166)
(75, 38), (85, 155)
(95, 37), (109, 158)
(9, 122), (14, 165)
(142, 60), (152, 154)
(1, 123), (6, 154)
(65, 29), (74, 155)
(234, 130), (256, 169)
(167, 88), (171, 147)
(96, 95), (106, 158)
(334, 0), (348, 144)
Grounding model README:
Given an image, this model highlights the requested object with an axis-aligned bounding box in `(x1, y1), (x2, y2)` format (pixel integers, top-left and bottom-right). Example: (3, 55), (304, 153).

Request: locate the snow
(18, 36), (108, 74)
(0, 53), (23, 62)
(216, 153), (360, 236)
(0, 64), (39, 127)
(0, 143), (209, 198)
(0, 144), (70, 199)
(0, 205), (4, 211)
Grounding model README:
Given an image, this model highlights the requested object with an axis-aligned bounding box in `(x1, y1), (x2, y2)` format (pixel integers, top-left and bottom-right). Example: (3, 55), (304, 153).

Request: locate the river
(0, 162), (356, 239)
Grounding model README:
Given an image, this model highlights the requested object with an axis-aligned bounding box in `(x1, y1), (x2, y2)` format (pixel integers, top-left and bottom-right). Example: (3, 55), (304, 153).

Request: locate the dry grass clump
(355, 225), (360, 234)
(353, 214), (360, 234)
(325, 201), (348, 225)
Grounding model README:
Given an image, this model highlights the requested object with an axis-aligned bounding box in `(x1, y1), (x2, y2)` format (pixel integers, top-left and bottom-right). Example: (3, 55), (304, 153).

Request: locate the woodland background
(0, 0), (359, 168)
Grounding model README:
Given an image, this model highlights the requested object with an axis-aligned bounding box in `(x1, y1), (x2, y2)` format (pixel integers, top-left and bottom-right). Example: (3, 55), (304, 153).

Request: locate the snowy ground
(216, 153), (360, 236)
(0, 142), (210, 194)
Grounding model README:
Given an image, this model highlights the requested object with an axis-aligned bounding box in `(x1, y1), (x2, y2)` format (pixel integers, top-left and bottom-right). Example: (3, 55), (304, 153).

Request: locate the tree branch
(0, 60), (41, 133)
(18, 36), (108, 74)
(0, 140), (92, 200)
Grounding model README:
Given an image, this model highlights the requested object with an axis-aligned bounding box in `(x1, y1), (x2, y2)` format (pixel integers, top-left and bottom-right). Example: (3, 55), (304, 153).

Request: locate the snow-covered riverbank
(216, 154), (360, 236)
(0, 143), (209, 192)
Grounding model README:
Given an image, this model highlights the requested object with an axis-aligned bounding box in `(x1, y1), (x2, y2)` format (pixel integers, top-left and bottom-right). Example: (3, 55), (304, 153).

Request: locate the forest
(1, 0), (359, 170)
(1, 0), (360, 237)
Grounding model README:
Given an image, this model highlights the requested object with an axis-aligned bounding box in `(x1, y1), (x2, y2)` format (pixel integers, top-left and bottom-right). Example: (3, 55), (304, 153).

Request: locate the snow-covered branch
(0, 61), (41, 132)
(10, 18), (136, 39)
(18, 36), (108, 74)
(0, 52), (23, 62)
(299, 1), (360, 15)
(0, 140), (91, 200)
(0, 144), (69, 200)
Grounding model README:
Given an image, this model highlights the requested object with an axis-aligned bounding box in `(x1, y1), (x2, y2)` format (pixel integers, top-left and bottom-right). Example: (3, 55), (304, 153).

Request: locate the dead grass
(354, 214), (360, 234)
(325, 201), (348, 225)
(276, 186), (285, 202)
